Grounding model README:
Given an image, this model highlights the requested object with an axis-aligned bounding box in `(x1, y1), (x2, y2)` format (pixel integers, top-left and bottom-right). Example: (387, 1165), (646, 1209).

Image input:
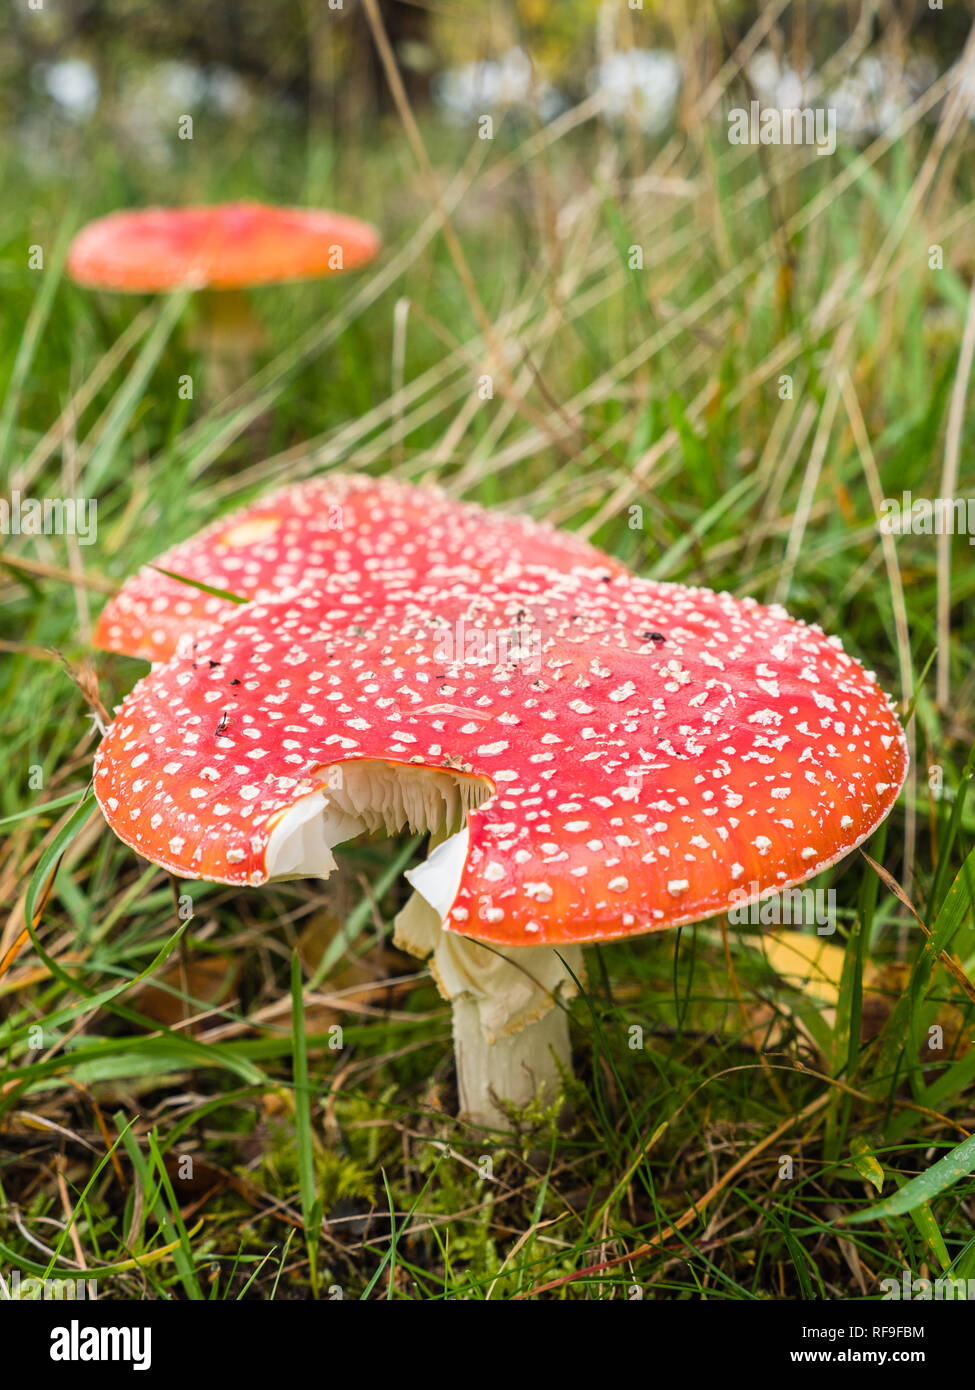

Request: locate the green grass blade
(841, 1132), (975, 1224)
(0, 789), (86, 829)
(82, 290), (190, 492)
(149, 566), (248, 604)
(290, 950), (322, 1294)
(116, 1114), (203, 1299)
(0, 216), (73, 467)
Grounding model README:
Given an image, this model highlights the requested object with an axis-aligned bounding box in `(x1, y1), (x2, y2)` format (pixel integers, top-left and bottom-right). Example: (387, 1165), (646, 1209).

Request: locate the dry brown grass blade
(839, 370), (916, 903)
(936, 277), (975, 710)
(860, 849), (975, 1006)
(512, 1090), (831, 1299)
(0, 859), (58, 984)
(361, 0), (579, 460)
(55, 1156), (91, 1271)
(0, 926), (32, 985)
(0, 552), (117, 595)
(16, 306), (156, 492)
(0, 638), (64, 663)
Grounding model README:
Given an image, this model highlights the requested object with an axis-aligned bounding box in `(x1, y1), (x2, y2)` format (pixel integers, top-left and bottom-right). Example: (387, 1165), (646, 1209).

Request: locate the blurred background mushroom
(67, 202), (381, 398)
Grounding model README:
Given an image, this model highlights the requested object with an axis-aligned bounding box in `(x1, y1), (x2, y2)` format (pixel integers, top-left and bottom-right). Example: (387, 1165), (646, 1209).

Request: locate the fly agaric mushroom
(93, 566), (907, 1129)
(94, 472), (622, 664)
(67, 202), (381, 395)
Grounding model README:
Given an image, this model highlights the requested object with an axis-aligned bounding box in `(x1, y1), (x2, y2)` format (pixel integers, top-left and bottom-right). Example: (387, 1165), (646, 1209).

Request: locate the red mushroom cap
(94, 473), (623, 663)
(94, 568), (908, 948)
(66, 202), (381, 293)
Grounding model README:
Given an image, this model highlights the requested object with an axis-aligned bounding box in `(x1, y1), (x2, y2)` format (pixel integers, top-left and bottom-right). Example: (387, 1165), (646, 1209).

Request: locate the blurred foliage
(434, 0), (604, 77)
(2, 0), (969, 136)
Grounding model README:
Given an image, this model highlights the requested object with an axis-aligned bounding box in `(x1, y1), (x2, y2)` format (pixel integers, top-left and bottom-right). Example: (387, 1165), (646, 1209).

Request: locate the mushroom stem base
(451, 995), (571, 1131)
(393, 877), (580, 1132)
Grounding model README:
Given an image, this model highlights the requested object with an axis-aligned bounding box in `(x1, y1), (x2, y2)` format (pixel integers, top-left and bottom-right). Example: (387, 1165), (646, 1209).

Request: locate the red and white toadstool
(67, 201), (381, 395)
(94, 472), (623, 664)
(67, 202), (381, 295)
(93, 565), (908, 1129)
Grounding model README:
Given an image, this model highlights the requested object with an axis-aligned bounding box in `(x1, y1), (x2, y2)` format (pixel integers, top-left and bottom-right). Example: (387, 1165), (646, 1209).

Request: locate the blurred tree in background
(1, 0), (431, 129)
(3, 0), (969, 135)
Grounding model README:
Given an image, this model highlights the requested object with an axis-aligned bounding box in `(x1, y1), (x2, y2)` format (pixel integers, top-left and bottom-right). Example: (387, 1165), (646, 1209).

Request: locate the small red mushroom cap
(94, 569), (908, 947)
(94, 473), (623, 663)
(67, 202), (381, 293)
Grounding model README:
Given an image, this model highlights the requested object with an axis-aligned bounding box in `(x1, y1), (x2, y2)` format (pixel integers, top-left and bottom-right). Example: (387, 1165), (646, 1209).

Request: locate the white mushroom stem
(452, 997), (573, 1130)
(397, 830), (581, 1130)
